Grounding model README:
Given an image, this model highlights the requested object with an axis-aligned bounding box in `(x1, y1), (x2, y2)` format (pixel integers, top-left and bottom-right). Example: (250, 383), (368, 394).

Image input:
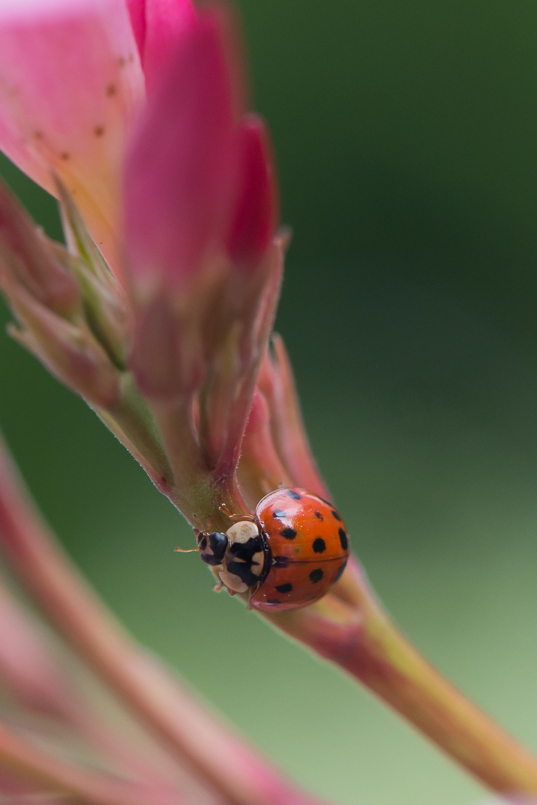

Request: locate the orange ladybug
(196, 488), (350, 612)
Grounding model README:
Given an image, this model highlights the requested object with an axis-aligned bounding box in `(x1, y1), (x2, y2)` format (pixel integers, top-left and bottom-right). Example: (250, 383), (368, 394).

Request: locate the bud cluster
(0, 0), (321, 532)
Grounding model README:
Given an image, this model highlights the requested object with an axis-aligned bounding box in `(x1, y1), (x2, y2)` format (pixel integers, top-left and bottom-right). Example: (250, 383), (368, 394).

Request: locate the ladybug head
(196, 531), (228, 566)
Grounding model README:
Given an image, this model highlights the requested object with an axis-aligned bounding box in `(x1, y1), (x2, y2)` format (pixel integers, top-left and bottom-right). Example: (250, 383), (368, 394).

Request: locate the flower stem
(269, 558), (537, 798)
(99, 372), (175, 486)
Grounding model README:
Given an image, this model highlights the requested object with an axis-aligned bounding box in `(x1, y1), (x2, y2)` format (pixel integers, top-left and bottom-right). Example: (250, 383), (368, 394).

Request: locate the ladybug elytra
(197, 488), (350, 612)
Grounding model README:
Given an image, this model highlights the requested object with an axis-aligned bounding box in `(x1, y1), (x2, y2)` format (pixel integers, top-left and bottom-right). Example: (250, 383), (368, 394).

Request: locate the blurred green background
(1, 1), (537, 803)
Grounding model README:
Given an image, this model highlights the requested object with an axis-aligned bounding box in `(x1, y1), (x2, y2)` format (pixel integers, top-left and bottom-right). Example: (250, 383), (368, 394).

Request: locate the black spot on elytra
(280, 527), (297, 540)
(339, 528), (348, 550)
(315, 511), (324, 521)
(267, 598), (282, 605)
(276, 583), (293, 593)
(312, 538), (326, 553)
(334, 560), (348, 583)
(273, 555), (289, 567)
(287, 490), (302, 501)
(273, 509), (286, 518)
(309, 568), (324, 584)
(331, 509), (342, 522)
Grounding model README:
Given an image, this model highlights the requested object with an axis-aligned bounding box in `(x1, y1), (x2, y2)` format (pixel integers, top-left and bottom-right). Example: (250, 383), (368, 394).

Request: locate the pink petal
(226, 114), (278, 269)
(0, 0), (145, 274)
(124, 5), (241, 290)
(126, 0), (196, 91)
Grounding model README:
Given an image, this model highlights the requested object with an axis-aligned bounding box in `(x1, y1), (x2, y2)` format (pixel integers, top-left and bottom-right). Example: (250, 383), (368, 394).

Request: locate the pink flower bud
(126, 0), (196, 91)
(226, 114), (278, 269)
(124, 5), (240, 293)
(7, 287), (122, 408)
(0, 178), (79, 317)
(128, 293), (203, 401)
(0, 178), (122, 407)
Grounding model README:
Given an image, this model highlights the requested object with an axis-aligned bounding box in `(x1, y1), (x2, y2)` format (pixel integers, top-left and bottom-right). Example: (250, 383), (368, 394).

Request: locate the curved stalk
(268, 557), (537, 799)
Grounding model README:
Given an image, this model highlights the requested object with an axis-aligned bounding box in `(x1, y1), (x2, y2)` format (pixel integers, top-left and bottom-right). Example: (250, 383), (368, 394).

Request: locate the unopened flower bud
(56, 179), (128, 369)
(124, 5), (239, 295)
(128, 294), (204, 402)
(226, 115), (278, 270)
(127, 0), (196, 91)
(0, 181), (121, 408)
(0, 178), (80, 318)
(123, 5), (280, 426)
(7, 283), (121, 409)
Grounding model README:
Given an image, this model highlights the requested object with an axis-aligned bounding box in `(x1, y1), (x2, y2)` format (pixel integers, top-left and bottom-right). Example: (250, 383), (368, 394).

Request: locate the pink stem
(268, 557), (537, 799)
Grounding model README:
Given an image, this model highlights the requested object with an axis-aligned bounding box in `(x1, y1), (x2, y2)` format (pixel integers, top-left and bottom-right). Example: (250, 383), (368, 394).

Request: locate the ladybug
(196, 488), (350, 612)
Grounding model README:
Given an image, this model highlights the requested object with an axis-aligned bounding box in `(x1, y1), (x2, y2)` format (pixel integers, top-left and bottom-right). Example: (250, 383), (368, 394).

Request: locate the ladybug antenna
(174, 546), (200, 554)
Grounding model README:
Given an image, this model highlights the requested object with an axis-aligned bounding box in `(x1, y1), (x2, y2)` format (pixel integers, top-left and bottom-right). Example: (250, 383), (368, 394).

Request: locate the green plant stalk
(270, 557), (537, 798)
(96, 372), (175, 488)
(154, 401), (251, 531)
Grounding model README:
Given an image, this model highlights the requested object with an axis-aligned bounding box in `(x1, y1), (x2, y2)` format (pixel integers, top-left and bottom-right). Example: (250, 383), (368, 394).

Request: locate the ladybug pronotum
(196, 488), (350, 612)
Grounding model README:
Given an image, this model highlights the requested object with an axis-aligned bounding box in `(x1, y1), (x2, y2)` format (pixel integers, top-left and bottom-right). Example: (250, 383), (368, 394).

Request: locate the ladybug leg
(209, 566), (224, 592)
